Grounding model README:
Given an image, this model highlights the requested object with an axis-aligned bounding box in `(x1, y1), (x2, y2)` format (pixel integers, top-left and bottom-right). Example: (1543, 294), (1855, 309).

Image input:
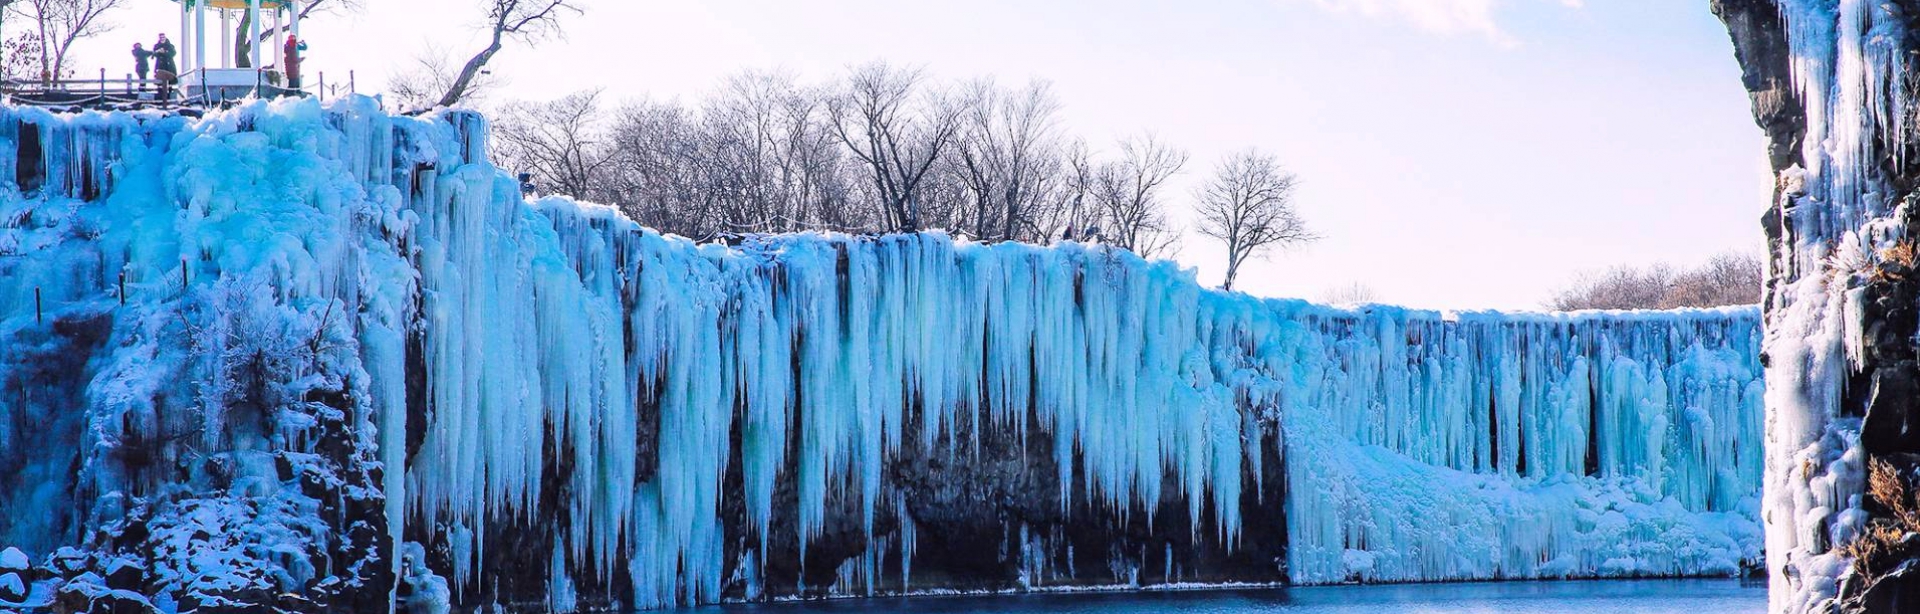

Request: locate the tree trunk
(437, 38), (502, 108)
(234, 10), (253, 68)
(35, 9), (50, 81)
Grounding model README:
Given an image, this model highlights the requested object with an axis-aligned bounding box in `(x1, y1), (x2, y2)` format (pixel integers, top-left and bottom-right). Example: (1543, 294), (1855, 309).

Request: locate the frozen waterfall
(0, 98), (1762, 611)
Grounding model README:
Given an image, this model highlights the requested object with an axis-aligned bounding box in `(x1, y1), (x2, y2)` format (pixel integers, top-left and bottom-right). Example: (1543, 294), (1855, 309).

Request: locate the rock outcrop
(1716, 1), (1920, 611)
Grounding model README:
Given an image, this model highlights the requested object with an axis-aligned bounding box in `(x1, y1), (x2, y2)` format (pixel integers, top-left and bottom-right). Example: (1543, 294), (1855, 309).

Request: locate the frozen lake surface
(711, 579), (1765, 613)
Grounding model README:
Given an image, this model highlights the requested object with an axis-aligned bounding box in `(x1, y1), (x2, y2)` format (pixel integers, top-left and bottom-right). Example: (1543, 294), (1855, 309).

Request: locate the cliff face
(1716, 1), (1920, 612)
(0, 99), (1763, 613)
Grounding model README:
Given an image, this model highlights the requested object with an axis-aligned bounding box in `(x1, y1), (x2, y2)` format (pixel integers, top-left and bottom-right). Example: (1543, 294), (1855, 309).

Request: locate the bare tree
(604, 98), (717, 237)
(0, 21), (45, 82)
(828, 62), (963, 232)
(0, 1), (23, 75)
(492, 90), (615, 201)
(438, 0), (580, 108)
(1662, 252), (1764, 308)
(388, 48), (498, 111)
(1547, 252), (1760, 311)
(953, 79), (1064, 241)
(20, 0), (124, 81)
(1195, 149), (1314, 290)
(1090, 134), (1186, 258)
(1041, 139), (1102, 242)
(1321, 282), (1379, 306)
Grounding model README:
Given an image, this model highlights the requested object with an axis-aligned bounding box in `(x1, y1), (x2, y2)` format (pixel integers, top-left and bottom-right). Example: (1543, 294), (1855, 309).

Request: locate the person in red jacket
(284, 35), (308, 90)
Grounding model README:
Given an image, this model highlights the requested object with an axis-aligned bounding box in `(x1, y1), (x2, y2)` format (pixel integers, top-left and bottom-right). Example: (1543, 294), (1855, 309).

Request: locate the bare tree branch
(827, 62), (963, 232)
(437, 0), (580, 108)
(388, 48), (498, 111)
(21, 0), (124, 80)
(1088, 134), (1186, 258)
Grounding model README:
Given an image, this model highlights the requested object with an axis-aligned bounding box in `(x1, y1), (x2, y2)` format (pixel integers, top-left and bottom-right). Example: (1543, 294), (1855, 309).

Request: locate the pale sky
(61, 0), (1771, 310)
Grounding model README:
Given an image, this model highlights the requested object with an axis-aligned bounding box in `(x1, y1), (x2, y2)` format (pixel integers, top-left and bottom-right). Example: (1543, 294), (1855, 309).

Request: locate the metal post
(248, 0), (263, 70)
(291, 0), (301, 40)
(34, 287), (41, 325)
(349, 70), (355, 94)
(181, 259), (188, 292)
(118, 271), (126, 305)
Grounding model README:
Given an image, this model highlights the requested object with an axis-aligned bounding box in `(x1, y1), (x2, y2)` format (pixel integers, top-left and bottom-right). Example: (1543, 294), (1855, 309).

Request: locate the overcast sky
(67, 0), (1770, 310)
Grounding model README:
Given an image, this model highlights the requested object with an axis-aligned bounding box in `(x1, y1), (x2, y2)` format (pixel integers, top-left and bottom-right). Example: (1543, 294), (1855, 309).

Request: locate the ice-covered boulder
(0, 571), (24, 602)
(0, 547), (26, 572)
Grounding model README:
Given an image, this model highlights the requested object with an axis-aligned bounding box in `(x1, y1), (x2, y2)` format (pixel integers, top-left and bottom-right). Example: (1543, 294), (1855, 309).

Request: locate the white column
(248, 0), (262, 70)
(290, 0), (301, 40)
(194, 0), (207, 77)
(221, 9), (232, 69)
(180, 3), (191, 73)
(272, 6), (284, 69)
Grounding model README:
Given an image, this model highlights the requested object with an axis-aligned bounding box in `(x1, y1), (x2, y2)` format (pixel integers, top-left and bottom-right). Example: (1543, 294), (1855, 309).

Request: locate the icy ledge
(0, 98), (1761, 612)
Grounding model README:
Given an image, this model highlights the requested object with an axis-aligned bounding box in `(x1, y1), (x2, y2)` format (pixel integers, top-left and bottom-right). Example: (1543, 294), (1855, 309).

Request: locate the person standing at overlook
(131, 43), (152, 91)
(151, 34), (177, 100)
(284, 35), (307, 90)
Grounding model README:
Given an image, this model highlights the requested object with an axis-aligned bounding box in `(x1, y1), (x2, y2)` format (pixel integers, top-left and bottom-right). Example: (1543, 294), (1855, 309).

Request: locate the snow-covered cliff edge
(0, 99), (1762, 612)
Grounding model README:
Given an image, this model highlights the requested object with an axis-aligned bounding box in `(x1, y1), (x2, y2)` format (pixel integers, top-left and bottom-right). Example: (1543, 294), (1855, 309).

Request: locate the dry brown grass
(1841, 459), (1920, 576)
(1883, 242), (1920, 269)
(1873, 241), (1920, 283)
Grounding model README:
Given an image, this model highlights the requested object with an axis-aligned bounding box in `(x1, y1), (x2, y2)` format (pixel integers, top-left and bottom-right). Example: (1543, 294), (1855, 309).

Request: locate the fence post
(349, 71), (355, 95)
(181, 259), (188, 292)
(118, 271), (126, 305)
(35, 287), (42, 325)
(318, 72), (325, 101)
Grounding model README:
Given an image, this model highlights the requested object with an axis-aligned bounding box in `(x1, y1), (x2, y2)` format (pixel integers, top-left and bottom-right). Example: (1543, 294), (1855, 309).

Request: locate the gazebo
(171, 0), (307, 100)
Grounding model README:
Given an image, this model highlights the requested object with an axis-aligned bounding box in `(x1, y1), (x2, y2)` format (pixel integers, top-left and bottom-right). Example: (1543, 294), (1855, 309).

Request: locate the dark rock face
(716, 404), (1289, 600)
(1712, 0), (1806, 174)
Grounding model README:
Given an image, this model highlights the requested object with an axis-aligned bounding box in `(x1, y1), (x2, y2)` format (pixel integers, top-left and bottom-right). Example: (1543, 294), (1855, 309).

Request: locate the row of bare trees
(1547, 252), (1762, 311)
(0, 0), (122, 82)
(485, 64), (1314, 288)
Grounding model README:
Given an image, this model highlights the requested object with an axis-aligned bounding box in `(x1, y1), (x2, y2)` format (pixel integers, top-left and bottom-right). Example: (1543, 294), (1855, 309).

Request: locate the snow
(0, 96), (1768, 610)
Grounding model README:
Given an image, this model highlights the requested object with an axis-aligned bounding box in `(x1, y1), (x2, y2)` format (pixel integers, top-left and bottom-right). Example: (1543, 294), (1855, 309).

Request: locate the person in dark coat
(283, 35), (307, 89)
(151, 34), (177, 100)
(131, 43), (152, 89)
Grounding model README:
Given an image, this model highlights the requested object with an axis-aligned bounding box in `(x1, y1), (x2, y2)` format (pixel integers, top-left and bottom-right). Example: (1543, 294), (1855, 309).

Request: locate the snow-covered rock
(0, 547), (26, 572)
(0, 571), (24, 602)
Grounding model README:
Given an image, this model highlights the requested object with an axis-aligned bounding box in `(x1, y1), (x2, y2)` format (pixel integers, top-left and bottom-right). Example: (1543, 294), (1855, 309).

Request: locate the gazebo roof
(174, 0), (296, 9)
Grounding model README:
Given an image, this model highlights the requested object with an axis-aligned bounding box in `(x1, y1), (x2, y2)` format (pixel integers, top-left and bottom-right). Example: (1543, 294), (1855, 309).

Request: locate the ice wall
(0, 98), (1764, 612)
(1715, 0), (1920, 611)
